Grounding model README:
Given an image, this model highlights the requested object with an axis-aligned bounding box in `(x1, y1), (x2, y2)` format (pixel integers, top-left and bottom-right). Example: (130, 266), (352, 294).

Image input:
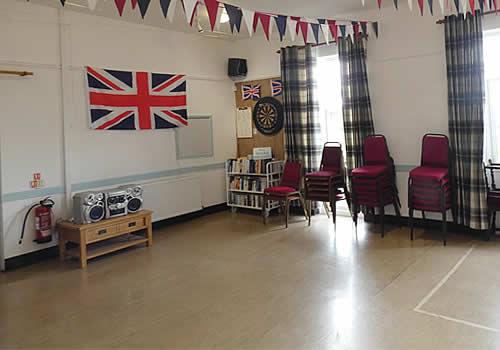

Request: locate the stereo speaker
(72, 191), (105, 224)
(228, 58), (247, 80)
(118, 184), (144, 214)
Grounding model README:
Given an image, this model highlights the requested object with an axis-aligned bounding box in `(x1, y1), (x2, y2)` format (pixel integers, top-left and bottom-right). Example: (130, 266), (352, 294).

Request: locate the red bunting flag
(327, 20), (338, 42)
(114, 0), (126, 16)
(417, 0), (425, 14)
(131, 0), (138, 9)
(469, 0), (475, 12)
(297, 20), (309, 43)
(204, 0), (219, 31)
(378, 0), (383, 7)
(253, 12), (271, 40)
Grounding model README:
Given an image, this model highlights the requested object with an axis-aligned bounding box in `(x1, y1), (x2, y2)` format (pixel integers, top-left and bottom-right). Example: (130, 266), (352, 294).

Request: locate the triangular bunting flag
(327, 20), (338, 42)
(274, 15), (287, 41)
(428, 0), (434, 14)
(183, 0), (199, 25)
(378, 0), (383, 8)
(339, 25), (346, 38)
(131, 0), (138, 9)
(225, 4), (243, 33)
(362, 0), (366, 5)
(60, 0), (66, 6)
(317, 18), (326, 24)
(469, 0), (475, 12)
(352, 21), (360, 38)
(360, 21), (368, 37)
(288, 17), (298, 41)
(298, 21), (309, 43)
(494, 0), (498, 11)
(114, 0), (126, 16)
(453, 0), (460, 11)
(88, 0), (98, 10)
(394, 0), (399, 9)
(311, 23), (320, 44)
(241, 9), (254, 36)
(417, 0), (425, 14)
(438, 0), (445, 13)
(372, 22), (379, 38)
(166, 0), (178, 21)
(320, 24), (330, 45)
(204, 0), (219, 31)
(408, 0), (413, 10)
(253, 13), (271, 40)
(479, 0), (485, 12)
(461, 0), (468, 16)
(160, 0), (171, 18)
(137, 0), (151, 18)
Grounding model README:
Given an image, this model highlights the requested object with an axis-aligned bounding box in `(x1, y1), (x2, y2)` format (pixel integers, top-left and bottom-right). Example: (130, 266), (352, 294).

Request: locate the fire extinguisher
(19, 197), (55, 245)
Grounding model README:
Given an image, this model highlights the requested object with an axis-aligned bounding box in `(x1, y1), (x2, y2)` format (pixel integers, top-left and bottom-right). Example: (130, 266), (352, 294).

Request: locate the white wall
(0, 0), (238, 263)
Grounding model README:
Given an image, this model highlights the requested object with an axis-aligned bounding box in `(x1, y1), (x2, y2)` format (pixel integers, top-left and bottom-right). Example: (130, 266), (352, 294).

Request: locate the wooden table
(57, 210), (153, 268)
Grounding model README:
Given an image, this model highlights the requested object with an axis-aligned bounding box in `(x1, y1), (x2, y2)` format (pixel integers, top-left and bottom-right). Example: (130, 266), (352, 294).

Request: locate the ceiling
(21, 0), (382, 39)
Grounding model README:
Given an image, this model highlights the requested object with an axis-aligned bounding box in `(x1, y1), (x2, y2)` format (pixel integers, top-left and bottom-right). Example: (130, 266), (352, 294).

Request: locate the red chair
(305, 142), (350, 226)
(484, 160), (500, 239)
(408, 134), (452, 245)
(350, 135), (401, 237)
(262, 161), (308, 228)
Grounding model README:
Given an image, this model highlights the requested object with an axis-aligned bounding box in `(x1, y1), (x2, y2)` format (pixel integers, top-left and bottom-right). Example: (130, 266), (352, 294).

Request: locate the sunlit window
(483, 29), (500, 162)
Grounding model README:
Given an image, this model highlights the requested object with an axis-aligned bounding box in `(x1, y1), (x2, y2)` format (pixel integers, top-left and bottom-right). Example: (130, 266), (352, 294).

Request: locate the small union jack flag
(242, 84), (261, 101)
(86, 67), (188, 130)
(271, 79), (283, 97)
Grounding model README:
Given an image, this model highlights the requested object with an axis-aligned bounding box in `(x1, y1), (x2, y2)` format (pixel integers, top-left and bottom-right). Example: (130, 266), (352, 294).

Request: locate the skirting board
(4, 203), (228, 271)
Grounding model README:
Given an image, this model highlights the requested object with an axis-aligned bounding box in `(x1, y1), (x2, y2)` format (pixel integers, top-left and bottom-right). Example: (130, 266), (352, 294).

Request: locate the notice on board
(236, 107), (253, 139)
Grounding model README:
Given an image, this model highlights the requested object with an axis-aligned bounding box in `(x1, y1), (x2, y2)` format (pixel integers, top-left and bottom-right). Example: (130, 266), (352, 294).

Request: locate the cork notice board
(234, 77), (285, 160)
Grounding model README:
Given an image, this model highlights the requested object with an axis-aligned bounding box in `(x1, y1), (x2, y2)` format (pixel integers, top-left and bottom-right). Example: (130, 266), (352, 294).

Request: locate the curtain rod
(0, 70), (34, 76)
(275, 41), (336, 54)
(436, 10), (497, 24)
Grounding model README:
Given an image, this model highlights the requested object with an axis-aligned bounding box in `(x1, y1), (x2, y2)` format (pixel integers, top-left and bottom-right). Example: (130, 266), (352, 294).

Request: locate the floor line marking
(414, 308), (500, 333)
(414, 244), (475, 311)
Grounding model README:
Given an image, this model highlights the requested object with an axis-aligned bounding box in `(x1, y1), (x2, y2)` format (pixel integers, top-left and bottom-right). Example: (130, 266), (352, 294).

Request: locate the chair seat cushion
(488, 192), (500, 208)
(410, 166), (448, 182)
(351, 165), (387, 177)
(264, 186), (298, 195)
(305, 170), (340, 178)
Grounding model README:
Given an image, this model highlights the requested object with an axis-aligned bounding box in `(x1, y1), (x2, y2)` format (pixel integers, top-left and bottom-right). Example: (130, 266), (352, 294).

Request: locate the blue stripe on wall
(2, 162), (225, 203)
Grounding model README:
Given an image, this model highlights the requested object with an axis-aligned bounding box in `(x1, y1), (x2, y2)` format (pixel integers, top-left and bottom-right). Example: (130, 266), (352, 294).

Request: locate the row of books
(229, 177), (264, 192)
(229, 193), (264, 208)
(227, 158), (273, 174)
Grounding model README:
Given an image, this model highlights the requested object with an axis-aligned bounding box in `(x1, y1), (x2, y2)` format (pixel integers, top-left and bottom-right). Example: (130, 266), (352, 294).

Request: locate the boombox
(72, 184), (144, 224)
(72, 191), (105, 224)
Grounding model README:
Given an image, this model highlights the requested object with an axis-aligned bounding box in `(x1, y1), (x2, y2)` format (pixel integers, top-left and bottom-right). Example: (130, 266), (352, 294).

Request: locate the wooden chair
(350, 135), (401, 237)
(262, 161), (308, 228)
(484, 160), (500, 240)
(408, 134), (452, 246)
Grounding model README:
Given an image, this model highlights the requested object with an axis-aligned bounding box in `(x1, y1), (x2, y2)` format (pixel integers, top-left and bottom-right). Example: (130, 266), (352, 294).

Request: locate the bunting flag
(204, 0), (219, 31)
(114, 0), (126, 16)
(297, 20), (309, 43)
(241, 9), (254, 36)
(253, 12), (271, 40)
(377, 0), (383, 7)
(372, 22), (379, 38)
(360, 21), (368, 37)
(131, 0), (138, 9)
(339, 25), (346, 38)
(183, 0), (199, 25)
(417, 0), (425, 14)
(328, 20), (338, 42)
(453, 0), (460, 11)
(88, 0), (98, 10)
(408, 0), (413, 10)
(494, 0), (498, 11)
(225, 4), (243, 33)
(287, 17), (297, 41)
(60, 0), (66, 5)
(469, 0), (475, 12)
(394, 0), (399, 9)
(479, 0), (485, 12)
(274, 15), (287, 41)
(137, 0), (151, 18)
(160, 0), (171, 18)
(352, 21), (360, 38)
(311, 23), (320, 43)
(427, 0), (433, 14)
(320, 23), (330, 44)
(438, 0), (445, 13)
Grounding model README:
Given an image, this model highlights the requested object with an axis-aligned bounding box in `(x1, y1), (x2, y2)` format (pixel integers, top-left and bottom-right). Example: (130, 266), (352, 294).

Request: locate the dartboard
(253, 97), (284, 135)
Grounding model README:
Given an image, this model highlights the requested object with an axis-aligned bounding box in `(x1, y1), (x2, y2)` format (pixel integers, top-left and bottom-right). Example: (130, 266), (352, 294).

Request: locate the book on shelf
(229, 177), (264, 192)
(226, 158), (274, 174)
(229, 193), (264, 208)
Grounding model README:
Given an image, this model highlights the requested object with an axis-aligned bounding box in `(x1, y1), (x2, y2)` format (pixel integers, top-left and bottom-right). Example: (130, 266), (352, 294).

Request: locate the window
(483, 30), (500, 162)
(316, 54), (345, 146)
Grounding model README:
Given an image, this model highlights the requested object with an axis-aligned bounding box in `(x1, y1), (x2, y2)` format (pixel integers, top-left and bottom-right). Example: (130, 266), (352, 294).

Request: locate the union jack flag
(271, 79), (283, 97)
(241, 84), (261, 101)
(86, 67), (188, 130)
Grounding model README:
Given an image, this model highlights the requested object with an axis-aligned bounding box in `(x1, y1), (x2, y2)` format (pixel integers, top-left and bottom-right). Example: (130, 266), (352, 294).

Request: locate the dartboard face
(253, 97), (284, 135)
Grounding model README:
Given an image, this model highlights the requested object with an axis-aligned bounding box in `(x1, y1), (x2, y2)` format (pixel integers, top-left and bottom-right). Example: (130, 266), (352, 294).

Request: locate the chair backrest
(421, 134), (449, 168)
(484, 159), (500, 192)
(321, 142), (343, 173)
(363, 135), (389, 166)
(281, 161), (302, 190)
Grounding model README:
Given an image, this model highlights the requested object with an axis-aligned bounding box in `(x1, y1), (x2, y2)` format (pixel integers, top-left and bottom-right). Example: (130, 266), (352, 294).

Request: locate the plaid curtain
(280, 45), (322, 175)
(338, 36), (375, 171)
(445, 12), (489, 230)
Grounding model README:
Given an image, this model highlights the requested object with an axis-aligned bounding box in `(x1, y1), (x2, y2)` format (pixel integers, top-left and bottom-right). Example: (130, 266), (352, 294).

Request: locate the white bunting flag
(320, 24), (330, 45)
(362, 0), (366, 5)
(287, 16), (297, 42)
(408, 0), (413, 10)
(183, 0), (199, 25)
(167, 0), (178, 22)
(438, 0), (445, 13)
(87, 0), (98, 10)
(241, 9), (254, 37)
(461, 0), (467, 16)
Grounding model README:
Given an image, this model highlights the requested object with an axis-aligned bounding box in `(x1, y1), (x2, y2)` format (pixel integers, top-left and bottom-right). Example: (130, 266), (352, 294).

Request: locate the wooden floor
(1, 210), (500, 349)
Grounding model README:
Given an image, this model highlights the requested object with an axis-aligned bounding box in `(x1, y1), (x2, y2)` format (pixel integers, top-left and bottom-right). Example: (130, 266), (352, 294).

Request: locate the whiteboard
(175, 115), (214, 159)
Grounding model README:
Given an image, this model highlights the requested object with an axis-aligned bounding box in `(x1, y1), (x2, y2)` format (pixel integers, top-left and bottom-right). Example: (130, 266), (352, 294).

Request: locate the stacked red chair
(304, 142), (350, 226)
(262, 161), (308, 228)
(484, 160), (500, 239)
(350, 135), (401, 237)
(408, 134), (452, 246)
